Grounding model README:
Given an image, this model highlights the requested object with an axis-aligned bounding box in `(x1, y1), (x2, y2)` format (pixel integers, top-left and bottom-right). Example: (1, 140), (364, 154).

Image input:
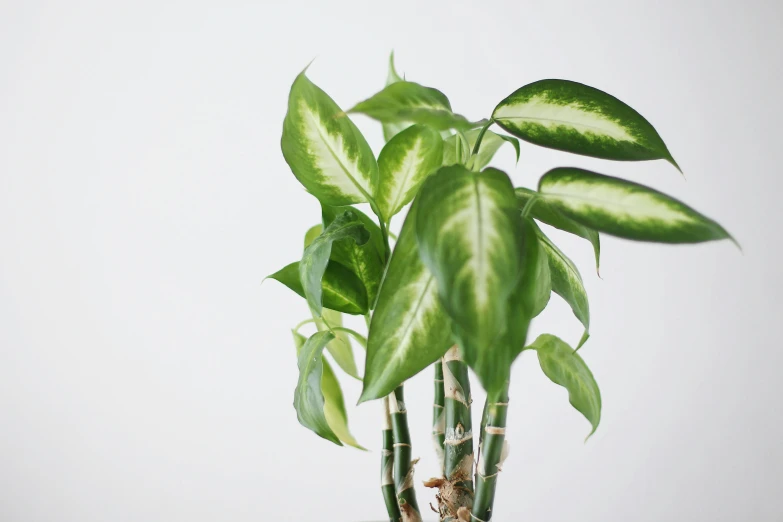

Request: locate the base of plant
(424, 476), (473, 522)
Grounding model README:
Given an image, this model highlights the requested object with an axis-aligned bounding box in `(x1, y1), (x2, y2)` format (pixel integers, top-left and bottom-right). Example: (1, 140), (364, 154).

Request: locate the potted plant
(267, 54), (734, 522)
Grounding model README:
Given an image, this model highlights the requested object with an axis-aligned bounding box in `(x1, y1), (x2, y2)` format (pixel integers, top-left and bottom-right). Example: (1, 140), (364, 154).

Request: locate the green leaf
(538, 168), (734, 244)
(443, 129), (520, 170)
(492, 79), (679, 169)
(360, 202), (453, 402)
(516, 187), (601, 271)
(321, 205), (384, 307)
(281, 71), (378, 206)
(315, 308), (359, 380)
(528, 334), (601, 438)
(267, 261), (368, 315)
(349, 81), (480, 132)
(382, 52), (410, 142)
(416, 165), (522, 396)
(376, 124), (444, 222)
(533, 223), (590, 341)
(304, 224), (323, 249)
(293, 330), (341, 445)
(300, 211), (370, 316)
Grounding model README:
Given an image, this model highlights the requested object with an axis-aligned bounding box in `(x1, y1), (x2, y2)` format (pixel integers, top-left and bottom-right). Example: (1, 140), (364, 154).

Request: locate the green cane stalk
(382, 395), (402, 522)
(390, 385), (422, 522)
(441, 346), (474, 520)
(433, 361), (446, 474)
(472, 381), (510, 521)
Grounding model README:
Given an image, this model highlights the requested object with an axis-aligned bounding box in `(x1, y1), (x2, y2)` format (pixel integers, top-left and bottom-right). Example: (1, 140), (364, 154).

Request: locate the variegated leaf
(349, 80), (480, 132)
(293, 331), (341, 445)
(281, 72), (378, 206)
(492, 79), (679, 169)
(381, 52), (411, 142)
(266, 261), (368, 315)
(416, 165), (522, 395)
(516, 187), (601, 271)
(360, 203), (452, 402)
(538, 168), (734, 244)
(534, 222), (590, 342)
(321, 205), (384, 307)
(376, 124), (444, 222)
(300, 211), (369, 316)
(443, 129), (520, 170)
(528, 334), (602, 438)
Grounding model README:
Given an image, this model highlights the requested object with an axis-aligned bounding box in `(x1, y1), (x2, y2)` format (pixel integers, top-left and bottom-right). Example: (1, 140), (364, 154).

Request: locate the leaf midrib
(498, 115), (634, 142)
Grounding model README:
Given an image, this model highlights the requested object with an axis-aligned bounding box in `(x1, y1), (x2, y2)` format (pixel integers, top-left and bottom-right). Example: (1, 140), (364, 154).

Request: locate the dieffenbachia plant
(267, 54), (734, 522)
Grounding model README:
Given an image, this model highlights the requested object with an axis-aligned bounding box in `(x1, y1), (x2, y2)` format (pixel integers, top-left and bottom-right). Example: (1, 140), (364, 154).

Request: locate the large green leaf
(492, 79), (679, 169)
(376, 124), (444, 222)
(443, 129), (520, 170)
(516, 187), (601, 271)
(266, 261), (368, 315)
(293, 331), (363, 448)
(534, 223), (590, 341)
(538, 168), (734, 244)
(300, 211), (369, 316)
(416, 165), (522, 396)
(321, 205), (384, 307)
(381, 52), (410, 142)
(281, 72), (378, 206)
(349, 81), (480, 132)
(293, 330), (341, 445)
(528, 334), (602, 438)
(360, 202), (453, 402)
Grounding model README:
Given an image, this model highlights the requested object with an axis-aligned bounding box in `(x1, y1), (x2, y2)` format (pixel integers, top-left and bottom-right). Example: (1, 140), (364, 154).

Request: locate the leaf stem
(471, 119), (494, 157)
(330, 326), (367, 349)
(292, 318), (317, 333)
(520, 195), (539, 217)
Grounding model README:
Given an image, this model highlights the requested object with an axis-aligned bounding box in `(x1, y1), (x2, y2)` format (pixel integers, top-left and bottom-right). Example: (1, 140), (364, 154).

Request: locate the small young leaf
(360, 202), (453, 402)
(538, 168), (734, 244)
(443, 129), (520, 169)
(322, 205), (384, 306)
(382, 52), (410, 141)
(349, 81), (480, 132)
(267, 261), (368, 315)
(528, 334), (602, 438)
(516, 187), (601, 271)
(304, 224), (323, 249)
(534, 223), (590, 340)
(281, 72), (378, 206)
(293, 331), (341, 445)
(416, 165), (522, 397)
(492, 79), (679, 169)
(301, 211), (370, 316)
(376, 124), (444, 222)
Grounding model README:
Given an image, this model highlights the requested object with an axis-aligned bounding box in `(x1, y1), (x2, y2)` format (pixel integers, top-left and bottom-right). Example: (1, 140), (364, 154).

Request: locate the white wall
(1, 1), (781, 520)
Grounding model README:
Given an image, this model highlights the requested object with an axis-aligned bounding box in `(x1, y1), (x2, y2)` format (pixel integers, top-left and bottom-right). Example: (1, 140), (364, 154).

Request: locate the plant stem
(390, 385), (422, 522)
(382, 395), (402, 522)
(432, 361), (446, 474)
(472, 381), (510, 522)
(471, 119), (494, 156)
(442, 346), (474, 519)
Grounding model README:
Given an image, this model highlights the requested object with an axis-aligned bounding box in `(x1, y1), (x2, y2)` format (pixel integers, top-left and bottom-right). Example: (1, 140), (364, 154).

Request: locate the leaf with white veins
(361, 202), (452, 402)
(538, 168), (734, 244)
(493, 79), (679, 169)
(281, 72), (378, 206)
(416, 165), (522, 395)
(376, 124), (443, 222)
(300, 211), (370, 316)
(528, 334), (602, 438)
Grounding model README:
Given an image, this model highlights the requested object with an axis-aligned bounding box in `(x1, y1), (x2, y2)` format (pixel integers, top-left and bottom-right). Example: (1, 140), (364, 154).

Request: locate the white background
(1, 1), (781, 521)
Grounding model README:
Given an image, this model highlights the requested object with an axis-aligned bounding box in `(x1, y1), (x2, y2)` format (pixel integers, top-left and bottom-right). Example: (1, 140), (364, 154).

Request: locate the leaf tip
(575, 331), (590, 352)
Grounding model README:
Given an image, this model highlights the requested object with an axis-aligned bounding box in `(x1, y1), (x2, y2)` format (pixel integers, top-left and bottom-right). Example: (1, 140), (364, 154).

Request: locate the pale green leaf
(315, 308), (359, 380)
(322, 205), (384, 307)
(382, 52), (410, 141)
(281, 72), (378, 206)
(528, 334), (602, 438)
(300, 211), (370, 316)
(538, 168), (734, 244)
(492, 79), (679, 169)
(376, 124), (444, 222)
(293, 331), (341, 445)
(416, 165), (522, 396)
(349, 81), (480, 132)
(443, 129), (520, 169)
(360, 202), (452, 402)
(533, 222), (590, 338)
(304, 224), (323, 249)
(266, 261), (368, 315)
(516, 187), (601, 271)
